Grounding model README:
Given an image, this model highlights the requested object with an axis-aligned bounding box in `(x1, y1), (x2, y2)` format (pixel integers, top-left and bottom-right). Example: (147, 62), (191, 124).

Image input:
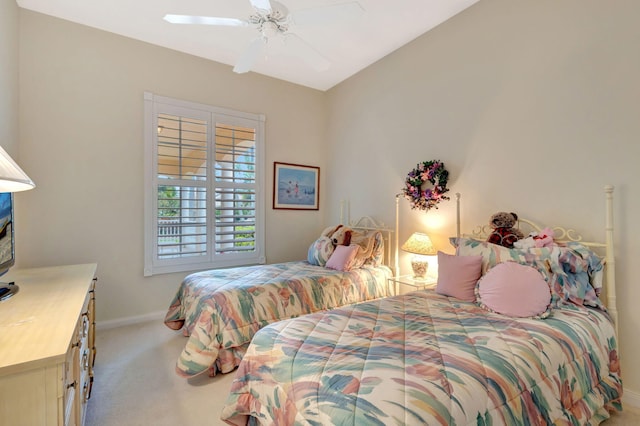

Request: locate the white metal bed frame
(339, 201), (395, 272)
(393, 185), (618, 333)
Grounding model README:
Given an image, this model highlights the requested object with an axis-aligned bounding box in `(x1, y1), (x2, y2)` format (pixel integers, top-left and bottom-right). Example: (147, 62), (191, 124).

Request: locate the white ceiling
(16, 0), (480, 91)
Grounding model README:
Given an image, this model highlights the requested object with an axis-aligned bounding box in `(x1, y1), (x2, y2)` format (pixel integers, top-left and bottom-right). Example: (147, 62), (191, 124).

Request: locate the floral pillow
(450, 237), (605, 310)
(307, 236), (335, 267)
(351, 231), (385, 269)
(365, 231), (385, 267)
(551, 242), (605, 310)
(450, 237), (556, 277)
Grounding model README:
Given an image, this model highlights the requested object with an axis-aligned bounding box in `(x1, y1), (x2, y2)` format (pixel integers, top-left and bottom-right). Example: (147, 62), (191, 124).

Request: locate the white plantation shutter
(214, 123), (257, 255)
(144, 93), (265, 276)
(156, 114), (208, 262)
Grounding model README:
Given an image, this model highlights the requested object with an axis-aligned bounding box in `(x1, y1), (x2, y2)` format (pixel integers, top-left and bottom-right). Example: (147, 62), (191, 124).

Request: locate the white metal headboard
(395, 186), (618, 334)
(339, 201), (395, 272)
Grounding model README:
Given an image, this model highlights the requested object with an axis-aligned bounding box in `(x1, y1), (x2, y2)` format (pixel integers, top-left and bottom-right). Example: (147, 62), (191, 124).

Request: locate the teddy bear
(322, 224), (351, 246)
(486, 212), (524, 248)
(321, 224), (344, 243)
(326, 226), (375, 266)
(308, 225), (345, 267)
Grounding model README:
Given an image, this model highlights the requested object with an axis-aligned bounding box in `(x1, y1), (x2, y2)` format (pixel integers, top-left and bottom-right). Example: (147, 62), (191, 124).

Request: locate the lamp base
(0, 282), (18, 301)
(410, 257), (429, 280)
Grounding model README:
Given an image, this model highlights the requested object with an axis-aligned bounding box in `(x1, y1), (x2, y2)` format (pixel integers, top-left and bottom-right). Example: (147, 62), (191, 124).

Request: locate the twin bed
(222, 287), (619, 425)
(165, 187), (623, 424)
(164, 218), (394, 377)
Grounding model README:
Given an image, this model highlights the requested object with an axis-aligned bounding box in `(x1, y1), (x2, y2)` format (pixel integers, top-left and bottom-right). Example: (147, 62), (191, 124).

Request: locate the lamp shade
(0, 145), (35, 192)
(401, 232), (436, 255)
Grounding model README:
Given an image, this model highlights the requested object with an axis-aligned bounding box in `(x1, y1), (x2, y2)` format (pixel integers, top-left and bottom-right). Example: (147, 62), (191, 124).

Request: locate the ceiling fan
(164, 0), (364, 74)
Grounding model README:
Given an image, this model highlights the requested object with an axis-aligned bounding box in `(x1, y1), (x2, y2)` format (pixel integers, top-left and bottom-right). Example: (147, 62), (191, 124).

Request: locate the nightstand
(389, 274), (437, 295)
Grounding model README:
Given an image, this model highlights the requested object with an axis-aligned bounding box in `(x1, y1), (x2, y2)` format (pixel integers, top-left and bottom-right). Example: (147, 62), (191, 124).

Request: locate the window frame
(143, 92), (266, 276)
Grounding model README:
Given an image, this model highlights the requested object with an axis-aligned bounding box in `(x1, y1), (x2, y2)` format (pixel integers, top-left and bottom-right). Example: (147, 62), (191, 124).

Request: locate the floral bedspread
(221, 290), (622, 425)
(164, 261), (393, 377)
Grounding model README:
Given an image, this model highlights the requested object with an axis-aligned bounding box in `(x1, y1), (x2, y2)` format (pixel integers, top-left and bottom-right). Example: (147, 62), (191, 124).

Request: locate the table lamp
(401, 232), (436, 280)
(0, 145), (35, 301)
(0, 145), (35, 192)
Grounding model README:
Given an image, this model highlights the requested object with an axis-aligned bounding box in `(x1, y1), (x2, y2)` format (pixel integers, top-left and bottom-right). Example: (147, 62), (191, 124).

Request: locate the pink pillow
(326, 245), (359, 271)
(477, 262), (552, 318)
(435, 251), (482, 302)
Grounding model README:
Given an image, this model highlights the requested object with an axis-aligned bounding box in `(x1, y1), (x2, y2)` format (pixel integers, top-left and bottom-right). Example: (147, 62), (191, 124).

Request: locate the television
(0, 192), (17, 301)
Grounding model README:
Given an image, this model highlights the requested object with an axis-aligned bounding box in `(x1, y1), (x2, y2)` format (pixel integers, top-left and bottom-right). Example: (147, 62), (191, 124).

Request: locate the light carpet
(86, 319), (234, 426)
(86, 319), (639, 425)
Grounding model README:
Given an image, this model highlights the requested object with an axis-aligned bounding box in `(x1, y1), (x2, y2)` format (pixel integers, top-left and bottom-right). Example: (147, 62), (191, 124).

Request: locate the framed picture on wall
(273, 162), (320, 210)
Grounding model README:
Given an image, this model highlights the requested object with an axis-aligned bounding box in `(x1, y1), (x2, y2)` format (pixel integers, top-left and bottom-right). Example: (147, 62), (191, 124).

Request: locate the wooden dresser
(0, 263), (97, 426)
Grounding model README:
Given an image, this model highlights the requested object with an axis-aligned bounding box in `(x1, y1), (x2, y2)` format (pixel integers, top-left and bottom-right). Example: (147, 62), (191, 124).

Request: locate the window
(144, 93), (265, 276)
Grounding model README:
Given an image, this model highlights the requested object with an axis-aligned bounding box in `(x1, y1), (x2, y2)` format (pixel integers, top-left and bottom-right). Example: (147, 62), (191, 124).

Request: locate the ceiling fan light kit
(163, 0), (364, 74)
(249, 3), (289, 38)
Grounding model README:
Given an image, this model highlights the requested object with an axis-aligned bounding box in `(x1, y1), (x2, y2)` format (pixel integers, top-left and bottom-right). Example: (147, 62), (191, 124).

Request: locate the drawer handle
(67, 381), (76, 390)
(83, 351), (89, 370)
(82, 315), (90, 337)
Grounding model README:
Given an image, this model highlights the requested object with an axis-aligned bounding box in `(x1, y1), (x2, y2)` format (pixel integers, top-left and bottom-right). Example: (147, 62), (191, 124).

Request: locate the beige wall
(16, 10), (327, 324)
(326, 0), (640, 402)
(0, 0), (19, 157)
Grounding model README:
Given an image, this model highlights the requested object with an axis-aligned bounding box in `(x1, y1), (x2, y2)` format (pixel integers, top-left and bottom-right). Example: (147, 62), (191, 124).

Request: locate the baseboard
(623, 388), (640, 408)
(97, 310), (165, 330)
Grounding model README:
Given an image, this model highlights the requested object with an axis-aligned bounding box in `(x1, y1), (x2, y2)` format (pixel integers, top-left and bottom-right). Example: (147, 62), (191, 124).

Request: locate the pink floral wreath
(402, 160), (450, 211)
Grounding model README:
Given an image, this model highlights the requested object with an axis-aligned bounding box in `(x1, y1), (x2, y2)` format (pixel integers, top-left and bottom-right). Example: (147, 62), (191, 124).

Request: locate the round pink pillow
(477, 262), (551, 318)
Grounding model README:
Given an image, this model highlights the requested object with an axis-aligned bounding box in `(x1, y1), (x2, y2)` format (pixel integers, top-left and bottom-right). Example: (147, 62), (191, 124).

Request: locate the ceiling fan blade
(163, 14), (248, 27)
(249, 0), (272, 13)
(233, 38), (266, 74)
(290, 2), (364, 26)
(284, 34), (330, 72)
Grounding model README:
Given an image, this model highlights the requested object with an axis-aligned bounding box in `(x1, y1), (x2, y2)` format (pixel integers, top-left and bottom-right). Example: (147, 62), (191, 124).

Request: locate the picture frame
(273, 162), (320, 210)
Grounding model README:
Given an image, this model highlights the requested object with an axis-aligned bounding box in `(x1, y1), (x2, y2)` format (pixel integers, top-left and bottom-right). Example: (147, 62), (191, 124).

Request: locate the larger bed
(221, 187), (623, 425)
(164, 218), (394, 377)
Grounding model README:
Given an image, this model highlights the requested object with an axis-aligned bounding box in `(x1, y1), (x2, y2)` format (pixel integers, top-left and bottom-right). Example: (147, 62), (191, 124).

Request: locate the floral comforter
(164, 261), (393, 377)
(221, 290), (622, 425)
